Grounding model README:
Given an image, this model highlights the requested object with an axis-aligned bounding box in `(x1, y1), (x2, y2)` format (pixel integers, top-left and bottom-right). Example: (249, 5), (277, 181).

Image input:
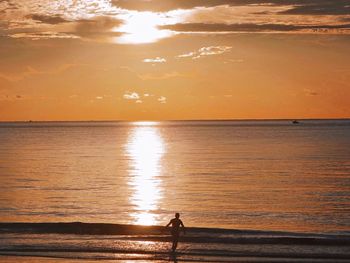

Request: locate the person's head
(175, 213), (180, 218)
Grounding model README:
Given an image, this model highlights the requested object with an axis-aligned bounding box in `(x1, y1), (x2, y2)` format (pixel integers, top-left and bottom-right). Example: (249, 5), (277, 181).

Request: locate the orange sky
(0, 0), (350, 121)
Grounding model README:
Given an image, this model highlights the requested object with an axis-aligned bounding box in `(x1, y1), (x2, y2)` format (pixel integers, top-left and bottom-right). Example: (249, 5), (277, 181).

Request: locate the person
(165, 213), (186, 252)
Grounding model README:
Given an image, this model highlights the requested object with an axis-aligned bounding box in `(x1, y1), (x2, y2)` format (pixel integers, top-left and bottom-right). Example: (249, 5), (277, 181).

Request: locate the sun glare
(116, 11), (175, 44)
(133, 121), (158, 127)
(126, 126), (165, 225)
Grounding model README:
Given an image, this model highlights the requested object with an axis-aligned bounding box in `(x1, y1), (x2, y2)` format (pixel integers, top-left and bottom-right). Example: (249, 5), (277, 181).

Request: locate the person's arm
(180, 220), (186, 234)
(165, 219), (172, 228)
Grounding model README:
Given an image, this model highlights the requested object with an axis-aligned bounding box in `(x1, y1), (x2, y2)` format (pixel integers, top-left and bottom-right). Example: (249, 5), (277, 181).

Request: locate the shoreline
(2, 255), (350, 263)
(1, 222), (349, 245)
(1, 221), (349, 236)
(1, 223), (350, 262)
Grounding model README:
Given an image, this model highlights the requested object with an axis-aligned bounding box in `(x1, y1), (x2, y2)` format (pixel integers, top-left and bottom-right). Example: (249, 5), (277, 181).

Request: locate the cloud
(1, 0), (125, 40)
(280, 1), (350, 15)
(198, 46), (231, 56)
(2, 0), (350, 43)
(10, 15), (122, 40)
(304, 89), (320, 96)
(123, 92), (140, 100)
(177, 52), (196, 58)
(138, 71), (183, 80)
(159, 3), (350, 35)
(177, 46), (232, 59)
(111, 0), (238, 12)
(340, 17), (350, 23)
(4, 0), (120, 20)
(120, 66), (186, 81)
(112, 0), (350, 15)
(0, 64), (85, 82)
(4, 15), (123, 41)
(111, 0), (285, 11)
(161, 23), (350, 34)
(0, 94), (27, 101)
(143, 57), (166, 63)
(158, 96), (167, 103)
(0, 0), (18, 14)
(225, 59), (244, 63)
(26, 14), (68, 24)
(123, 92), (166, 104)
(10, 32), (79, 40)
(74, 16), (123, 40)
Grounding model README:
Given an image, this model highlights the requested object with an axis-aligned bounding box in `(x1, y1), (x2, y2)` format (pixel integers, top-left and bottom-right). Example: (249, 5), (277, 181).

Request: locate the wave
(1, 222), (349, 246)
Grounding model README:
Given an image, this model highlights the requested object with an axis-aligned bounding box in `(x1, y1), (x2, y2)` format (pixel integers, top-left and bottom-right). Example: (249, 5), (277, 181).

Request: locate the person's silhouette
(165, 213), (186, 252)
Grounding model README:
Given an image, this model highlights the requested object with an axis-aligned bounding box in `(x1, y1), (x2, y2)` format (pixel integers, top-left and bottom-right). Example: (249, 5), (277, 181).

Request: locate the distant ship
(292, 120), (300, 124)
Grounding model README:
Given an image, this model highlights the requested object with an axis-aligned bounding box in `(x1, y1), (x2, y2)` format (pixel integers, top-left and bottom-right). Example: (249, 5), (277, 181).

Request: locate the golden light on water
(134, 121), (158, 126)
(126, 124), (165, 225)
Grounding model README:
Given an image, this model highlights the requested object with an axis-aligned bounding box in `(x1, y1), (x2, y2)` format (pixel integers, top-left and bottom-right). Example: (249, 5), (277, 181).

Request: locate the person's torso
(171, 218), (182, 230)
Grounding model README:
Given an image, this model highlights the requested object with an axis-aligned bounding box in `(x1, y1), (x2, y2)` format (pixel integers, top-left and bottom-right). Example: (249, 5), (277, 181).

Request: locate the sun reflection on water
(126, 123), (165, 225)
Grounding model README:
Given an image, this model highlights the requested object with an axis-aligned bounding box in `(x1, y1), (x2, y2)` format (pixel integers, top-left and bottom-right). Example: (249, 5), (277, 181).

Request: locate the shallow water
(0, 222), (349, 262)
(0, 120), (349, 234)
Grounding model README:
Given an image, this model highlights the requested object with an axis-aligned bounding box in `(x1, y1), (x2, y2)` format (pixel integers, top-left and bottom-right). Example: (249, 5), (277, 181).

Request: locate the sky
(0, 0), (350, 121)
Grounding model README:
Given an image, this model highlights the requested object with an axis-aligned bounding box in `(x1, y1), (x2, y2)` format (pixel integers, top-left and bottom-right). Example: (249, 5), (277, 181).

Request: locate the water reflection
(126, 123), (165, 225)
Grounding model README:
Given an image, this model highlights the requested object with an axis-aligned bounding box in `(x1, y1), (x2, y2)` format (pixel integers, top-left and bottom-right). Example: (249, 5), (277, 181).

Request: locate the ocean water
(0, 120), (349, 234)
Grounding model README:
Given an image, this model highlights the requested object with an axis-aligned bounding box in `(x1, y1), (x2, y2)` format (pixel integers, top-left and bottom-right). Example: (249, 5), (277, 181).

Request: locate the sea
(0, 119), (349, 262)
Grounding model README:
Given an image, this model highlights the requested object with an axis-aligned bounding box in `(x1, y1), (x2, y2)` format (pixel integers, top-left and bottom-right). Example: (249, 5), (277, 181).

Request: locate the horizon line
(1, 117), (350, 123)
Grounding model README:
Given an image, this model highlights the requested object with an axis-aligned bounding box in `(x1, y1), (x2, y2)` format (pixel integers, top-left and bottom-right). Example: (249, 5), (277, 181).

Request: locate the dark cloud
(1, 16), (123, 41)
(304, 89), (320, 96)
(0, 20), (8, 31)
(112, 0), (241, 11)
(280, 1), (350, 15)
(251, 11), (273, 15)
(112, 0), (349, 15)
(26, 14), (68, 25)
(160, 23), (350, 33)
(340, 17), (350, 22)
(74, 16), (123, 39)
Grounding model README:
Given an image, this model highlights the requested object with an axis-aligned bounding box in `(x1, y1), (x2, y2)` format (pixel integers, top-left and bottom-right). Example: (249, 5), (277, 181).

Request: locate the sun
(115, 11), (175, 44)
